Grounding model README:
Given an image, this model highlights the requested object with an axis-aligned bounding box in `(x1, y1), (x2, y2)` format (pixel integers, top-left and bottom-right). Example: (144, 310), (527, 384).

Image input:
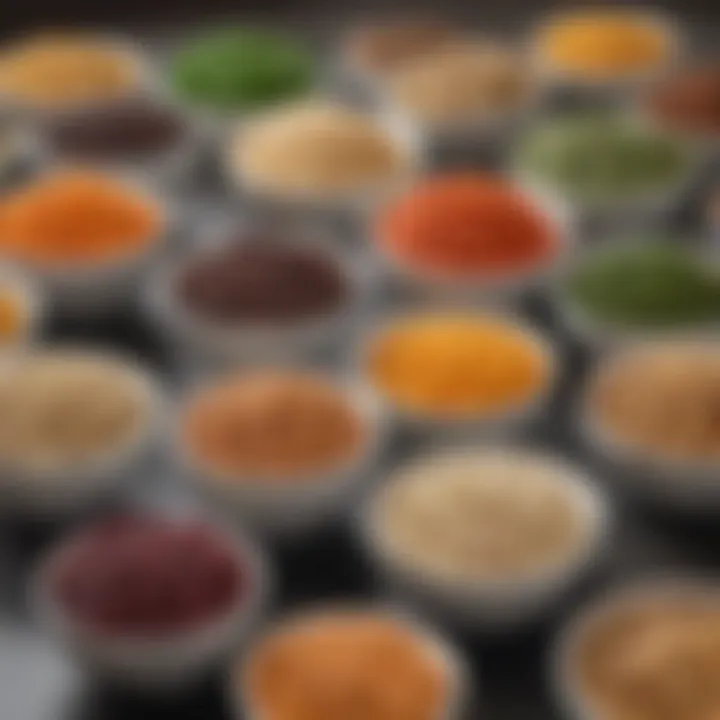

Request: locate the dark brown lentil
(45, 100), (187, 161)
(177, 239), (349, 324)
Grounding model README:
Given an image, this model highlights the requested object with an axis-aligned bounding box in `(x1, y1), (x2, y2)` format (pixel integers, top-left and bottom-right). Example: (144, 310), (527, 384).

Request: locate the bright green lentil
(520, 116), (689, 202)
(565, 244), (720, 327)
(172, 28), (315, 111)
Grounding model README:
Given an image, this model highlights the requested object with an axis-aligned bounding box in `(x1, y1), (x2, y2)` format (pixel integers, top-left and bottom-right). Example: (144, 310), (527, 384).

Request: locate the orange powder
(368, 313), (550, 416)
(182, 371), (366, 480)
(244, 612), (451, 720)
(377, 173), (558, 277)
(0, 289), (25, 342)
(0, 171), (162, 266)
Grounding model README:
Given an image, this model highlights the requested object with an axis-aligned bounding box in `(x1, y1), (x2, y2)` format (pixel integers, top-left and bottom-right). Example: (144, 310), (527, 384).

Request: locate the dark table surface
(0, 10), (719, 720)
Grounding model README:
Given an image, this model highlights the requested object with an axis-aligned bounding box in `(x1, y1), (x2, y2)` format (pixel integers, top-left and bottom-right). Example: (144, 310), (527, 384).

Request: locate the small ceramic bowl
(372, 180), (574, 303)
(551, 240), (720, 350)
(176, 375), (388, 537)
(358, 447), (612, 630)
(0, 346), (166, 515)
(553, 578), (720, 720)
(223, 102), (424, 219)
(529, 9), (684, 101)
(359, 309), (560, 439)
(512, 127), (699, 228)
(372, 38), (548, 151)
(37, 100), (204, 186)
(234, 603), (471, 720)
(580, 339), (720, 511)
(9, 171), (175, 317)
(145, 229), (370, 370)
(0, 35), (159, 118)
(33, 516), (270, 692)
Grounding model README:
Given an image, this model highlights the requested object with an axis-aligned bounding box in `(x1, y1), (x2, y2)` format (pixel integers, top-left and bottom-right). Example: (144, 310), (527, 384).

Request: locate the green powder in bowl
(564, 244), (720, 328)
(519, 116), (690, 204)
(171, 28), (315, 112)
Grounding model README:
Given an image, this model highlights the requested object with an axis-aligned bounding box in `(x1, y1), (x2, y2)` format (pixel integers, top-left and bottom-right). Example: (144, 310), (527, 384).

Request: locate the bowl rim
(357, 444), (612, 596)
(174, 366), (388, 496)
(235, 601), (470, 720)
(0, 167), (174, 280)
(369, 171), (576, 294)
(527, 7), (685, 90)
(552, 576), (720, 720)
(32, 511), (272, 650)
(580, 336), (720, 481)
(357, 306), (560, 427)
(223, 99), (426, 211)
(0, 343), (167, 486)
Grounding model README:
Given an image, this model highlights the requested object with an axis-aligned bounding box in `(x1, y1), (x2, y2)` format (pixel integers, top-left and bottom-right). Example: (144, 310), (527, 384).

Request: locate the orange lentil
(0, 171), (162, 266)
(368, 313), (550, 416)
(376, 173), (558, 277)
(182, 371), (366, 480)
(244, 612), (451, 720)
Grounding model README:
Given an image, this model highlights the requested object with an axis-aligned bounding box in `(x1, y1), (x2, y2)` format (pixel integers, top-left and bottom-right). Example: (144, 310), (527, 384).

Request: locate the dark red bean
(51, 516), (247, 637)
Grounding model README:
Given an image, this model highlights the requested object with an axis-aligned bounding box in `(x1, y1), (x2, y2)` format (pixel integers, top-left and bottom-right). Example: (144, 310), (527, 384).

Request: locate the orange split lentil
(0, 171), (162, 267)
(367, 313), (551, 416)
(538, 10), (672, 81)
(244, 611), (452, 720)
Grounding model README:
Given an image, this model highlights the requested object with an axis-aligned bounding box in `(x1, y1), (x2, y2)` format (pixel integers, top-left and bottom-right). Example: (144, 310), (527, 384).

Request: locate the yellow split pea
(366, 313), (552, 417)
(536, 10), (674, 81)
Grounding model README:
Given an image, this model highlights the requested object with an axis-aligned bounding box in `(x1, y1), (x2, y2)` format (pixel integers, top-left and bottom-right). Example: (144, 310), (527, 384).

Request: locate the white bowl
(580, 339), (720, 510)
(176, 375), (388, 537)
(233, 603), (471, 720)
(371, 37), (550, 149)
(553, 578), (720, 720)
(145, 229), (369, 369)
(512, 128), (699, 226)
(0, 35), (160, 118)
(5, 170), (175, 317)
(528, 9), (684, 99)
(223, 102), (425, 217)
(358, 309), (560, 439)
(371, 179), (575, 303)
(33, 517), (271, 692)
(0, 346), (167, 515)
(551, 240), (720, 350)
(37, 100), (204, 186)
(358, 447), (612, 630)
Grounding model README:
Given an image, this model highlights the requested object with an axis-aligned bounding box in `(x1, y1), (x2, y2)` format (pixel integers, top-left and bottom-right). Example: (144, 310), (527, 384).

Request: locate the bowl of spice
(35, 514), (269, 690)
(516, 114), (694, 218)
(379, 39), (540, 142)
(171, 26), (315, 123)
(0, 169), (169, 313)
(147, 230), (361, 367)
(227, 100), (421, 212)
(360, 447), (610, 629)
(556, 242), (720, 347)
(0, 347), (164, 513)
(40, 99), (200, 181)
(555, 580), (720, 720)
(531, 9), (681, 94)
(341, 19), (458, 86)
(643, 61), (720, 150)
(373, 171), (571, 299)
(362, 310), (557, 436)
(178, 369), (385, 535)
(238, 606), (467, 720)
(582, 340), (720, 509)
(0, 32), (153, 114)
